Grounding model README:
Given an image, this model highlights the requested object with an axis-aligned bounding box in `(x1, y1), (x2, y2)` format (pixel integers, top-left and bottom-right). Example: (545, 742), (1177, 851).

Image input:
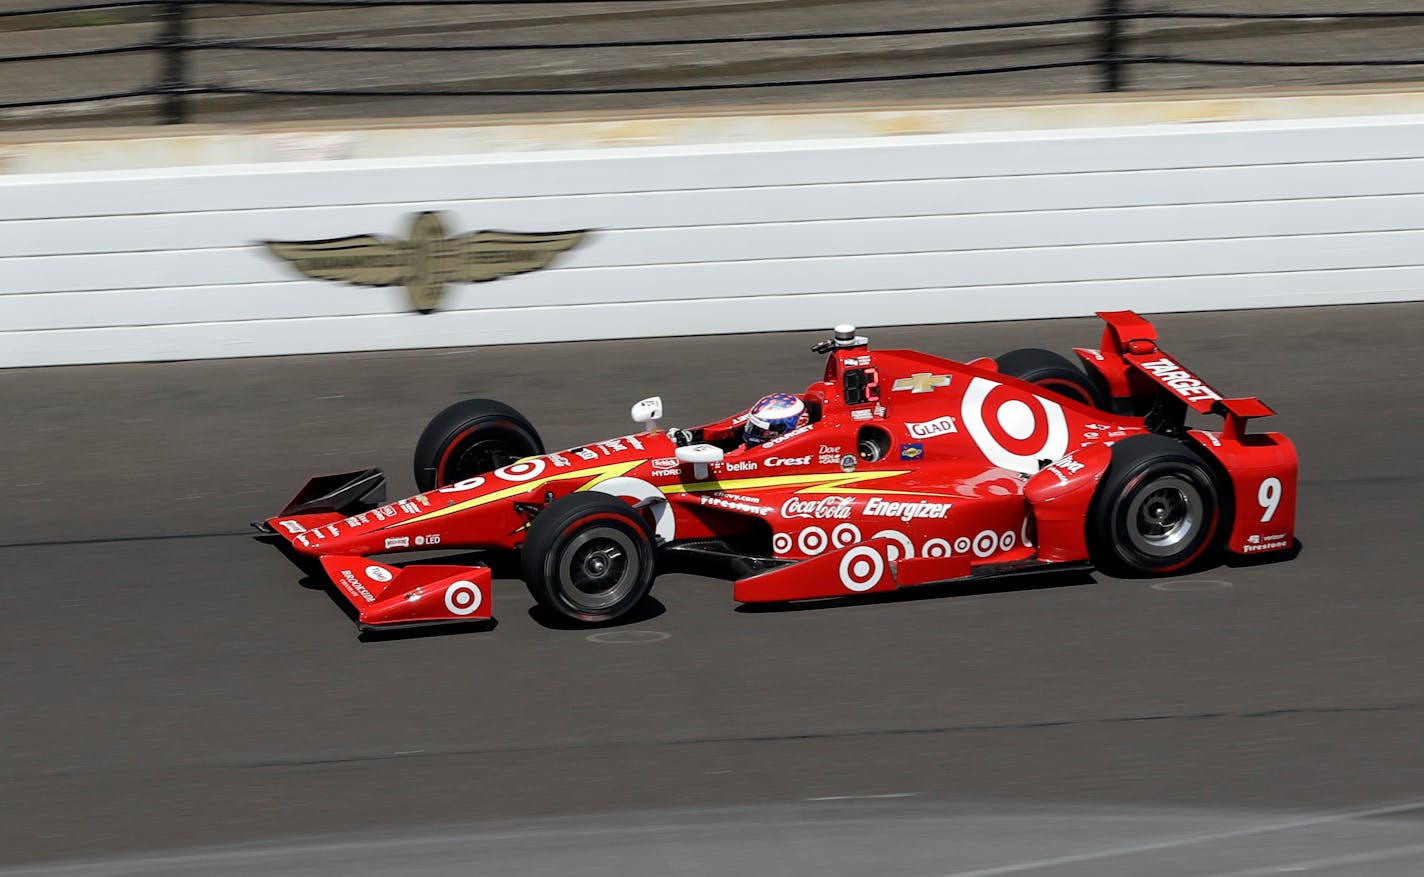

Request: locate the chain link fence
(1, 0), (1422, 128)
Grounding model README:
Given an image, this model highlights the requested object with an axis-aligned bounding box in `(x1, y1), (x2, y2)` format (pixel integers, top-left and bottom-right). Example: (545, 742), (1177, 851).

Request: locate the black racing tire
(413, 399), (544, 492)
(1088, 435), (1224, 576)
(521, 493), (656, 624)
(995, 348), (1109, 410)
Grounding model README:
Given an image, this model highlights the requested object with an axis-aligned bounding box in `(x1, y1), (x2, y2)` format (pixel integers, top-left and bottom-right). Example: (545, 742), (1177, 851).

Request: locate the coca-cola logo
(781, 496), (855, 519)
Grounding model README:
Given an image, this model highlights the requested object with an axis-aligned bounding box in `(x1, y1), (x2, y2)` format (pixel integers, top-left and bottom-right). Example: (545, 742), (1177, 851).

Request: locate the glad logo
(908, 416), (958, 439)
(781, 496), (855, 520)
(765, 455), (812, 467)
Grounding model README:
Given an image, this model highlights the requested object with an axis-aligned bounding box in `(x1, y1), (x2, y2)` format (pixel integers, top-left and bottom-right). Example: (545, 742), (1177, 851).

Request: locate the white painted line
(806, 793), (917, 802)
(936, 798), (1424, 877)
(1198, 841), (1424, 876)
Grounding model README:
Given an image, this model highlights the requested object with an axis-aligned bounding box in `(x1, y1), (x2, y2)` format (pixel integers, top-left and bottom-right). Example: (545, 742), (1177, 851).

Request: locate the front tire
(1088, 435), (1224, 576)
(413, 399), (544, 492)
(522, 493), (656, 624)
(995, 348), (1108, 410)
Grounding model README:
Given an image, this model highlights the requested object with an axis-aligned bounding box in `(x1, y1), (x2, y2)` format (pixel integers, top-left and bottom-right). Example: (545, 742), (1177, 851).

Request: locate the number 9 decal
(1258, 477), (1282, 523)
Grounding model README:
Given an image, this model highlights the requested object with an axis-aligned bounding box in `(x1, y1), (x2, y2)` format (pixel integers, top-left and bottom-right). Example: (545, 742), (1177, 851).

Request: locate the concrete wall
(3, 91), (1423, 367)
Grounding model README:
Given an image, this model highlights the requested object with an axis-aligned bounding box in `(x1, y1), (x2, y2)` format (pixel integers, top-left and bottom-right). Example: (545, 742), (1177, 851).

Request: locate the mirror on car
(631, 396), (663, 431)
(675, 443), (724, 480)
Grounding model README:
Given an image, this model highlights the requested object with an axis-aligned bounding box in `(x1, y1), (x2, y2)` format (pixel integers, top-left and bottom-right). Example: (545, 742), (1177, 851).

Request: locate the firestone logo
(781, 496), (855, 520)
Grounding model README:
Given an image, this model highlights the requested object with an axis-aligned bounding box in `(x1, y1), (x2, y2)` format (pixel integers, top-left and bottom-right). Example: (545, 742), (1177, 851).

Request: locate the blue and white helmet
(744, 393), (808, 446)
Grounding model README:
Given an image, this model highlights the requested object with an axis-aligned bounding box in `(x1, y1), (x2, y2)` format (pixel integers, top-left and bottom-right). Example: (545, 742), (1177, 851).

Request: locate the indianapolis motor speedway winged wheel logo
(264, 211), (587, 313)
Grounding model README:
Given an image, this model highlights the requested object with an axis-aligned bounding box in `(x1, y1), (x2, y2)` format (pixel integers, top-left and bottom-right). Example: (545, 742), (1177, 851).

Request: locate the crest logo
(264, 211), (587, 313)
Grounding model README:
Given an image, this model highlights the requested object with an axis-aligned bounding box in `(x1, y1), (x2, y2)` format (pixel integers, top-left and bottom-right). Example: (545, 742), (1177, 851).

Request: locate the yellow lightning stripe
(662, 469), (944, 497)
(403, 460), (643, 525)
(573, 463), (644, 492)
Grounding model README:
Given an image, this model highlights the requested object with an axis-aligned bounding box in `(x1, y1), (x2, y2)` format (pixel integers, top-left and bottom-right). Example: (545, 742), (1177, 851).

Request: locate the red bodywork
(258, 311), (1297, 630)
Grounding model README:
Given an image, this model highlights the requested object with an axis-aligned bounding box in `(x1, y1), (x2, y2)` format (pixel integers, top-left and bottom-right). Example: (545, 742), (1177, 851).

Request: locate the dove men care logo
(264, 211), (588, 313)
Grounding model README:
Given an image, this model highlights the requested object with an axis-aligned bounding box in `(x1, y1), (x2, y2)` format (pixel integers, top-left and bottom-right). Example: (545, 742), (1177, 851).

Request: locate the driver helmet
(744, 393), (808, 446)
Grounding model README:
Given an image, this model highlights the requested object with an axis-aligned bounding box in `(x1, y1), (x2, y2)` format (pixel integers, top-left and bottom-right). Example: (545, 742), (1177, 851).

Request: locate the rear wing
(1080, 310), (1273, 437)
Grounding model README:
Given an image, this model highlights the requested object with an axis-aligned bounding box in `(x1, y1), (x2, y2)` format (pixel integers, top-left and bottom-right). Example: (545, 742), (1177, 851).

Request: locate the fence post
(159, 0), (190, 123)
(1098, 0), (1125, 92)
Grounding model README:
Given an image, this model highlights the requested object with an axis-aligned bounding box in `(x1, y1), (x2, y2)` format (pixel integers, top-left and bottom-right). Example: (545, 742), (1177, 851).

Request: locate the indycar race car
(254, 311), (1298, 632)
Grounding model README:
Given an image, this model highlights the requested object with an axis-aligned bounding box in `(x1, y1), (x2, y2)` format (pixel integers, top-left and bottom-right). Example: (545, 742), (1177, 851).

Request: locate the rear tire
(413, 399), (544, 492)
(522, 493), (656, 624)
(995, 348), (1108, 410)
(1088, 435), (1223, 576)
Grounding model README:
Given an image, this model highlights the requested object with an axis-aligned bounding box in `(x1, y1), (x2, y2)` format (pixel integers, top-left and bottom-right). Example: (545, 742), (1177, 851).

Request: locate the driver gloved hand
(669, 428), (695, 447)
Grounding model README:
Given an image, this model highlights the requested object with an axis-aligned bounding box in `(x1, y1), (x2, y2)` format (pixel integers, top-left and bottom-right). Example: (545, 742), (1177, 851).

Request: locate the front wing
(319, 556), (492, 631)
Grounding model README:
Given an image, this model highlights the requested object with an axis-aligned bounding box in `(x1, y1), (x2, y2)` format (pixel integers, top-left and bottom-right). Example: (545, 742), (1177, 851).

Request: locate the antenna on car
(811, 324), (869, 354)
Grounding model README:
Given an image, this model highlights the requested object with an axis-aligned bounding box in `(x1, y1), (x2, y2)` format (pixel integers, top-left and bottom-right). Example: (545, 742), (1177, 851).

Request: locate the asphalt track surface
(2, 303), (1423, 874)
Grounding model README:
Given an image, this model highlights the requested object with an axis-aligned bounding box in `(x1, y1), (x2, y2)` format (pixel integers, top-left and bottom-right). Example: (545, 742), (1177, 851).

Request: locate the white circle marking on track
(586, 630), (671, 644)
(1151, 579), (1234, 592)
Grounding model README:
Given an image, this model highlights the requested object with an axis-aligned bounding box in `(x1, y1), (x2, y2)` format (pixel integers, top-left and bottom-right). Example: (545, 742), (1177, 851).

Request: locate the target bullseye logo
(872, 529), (915, 561)
(838, 546), (885, 592)
(972, 530), (1000, 558)
(923, 537), (952, 558)
(798, 526), (829, 555)
(445, 580), (483, 616)
(962, 377), (1068, 473)
(832, 523), (862, 548)
(494, 459), (546, 482)
(772, 532), (793, 554)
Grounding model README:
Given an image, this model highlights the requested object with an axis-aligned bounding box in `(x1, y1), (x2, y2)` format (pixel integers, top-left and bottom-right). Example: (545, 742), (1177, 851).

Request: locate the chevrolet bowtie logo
(892, 373), (952, 394)
(264, 211), (587, 313)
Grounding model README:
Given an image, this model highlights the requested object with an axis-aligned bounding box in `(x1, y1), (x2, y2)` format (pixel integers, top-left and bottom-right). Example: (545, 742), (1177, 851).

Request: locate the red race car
(254, 311), (1298, 632)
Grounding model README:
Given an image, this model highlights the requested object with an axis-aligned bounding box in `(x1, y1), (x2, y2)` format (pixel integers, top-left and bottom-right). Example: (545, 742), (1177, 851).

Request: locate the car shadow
(358, 618), (498, 643)
(733, 568), (1097, 614)
(527, 596), (667, 630)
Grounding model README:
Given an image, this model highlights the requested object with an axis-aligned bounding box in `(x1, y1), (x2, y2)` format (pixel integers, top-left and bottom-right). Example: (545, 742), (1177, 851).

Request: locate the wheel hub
(558, 528), (639, 609)
(581, 547), (618, 580)
(1126, 475), (1202, 557)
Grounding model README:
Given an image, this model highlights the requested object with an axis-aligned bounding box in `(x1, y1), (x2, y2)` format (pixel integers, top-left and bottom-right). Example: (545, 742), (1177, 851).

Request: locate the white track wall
(3, 110), (1424, 366)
